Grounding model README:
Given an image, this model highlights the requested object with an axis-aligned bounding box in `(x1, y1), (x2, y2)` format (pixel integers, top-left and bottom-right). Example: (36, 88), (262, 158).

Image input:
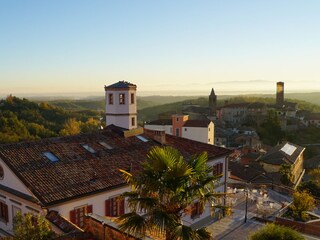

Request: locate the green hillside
(0, 95), (102, 143)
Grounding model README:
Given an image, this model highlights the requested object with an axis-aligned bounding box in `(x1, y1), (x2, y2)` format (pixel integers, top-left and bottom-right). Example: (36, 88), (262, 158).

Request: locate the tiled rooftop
(46, 210), (82, 234)
(104, 80), (136, 89)
(0, 126), (231, 206)
(183, 119), (211, 127)
(260, 142), (305, 165)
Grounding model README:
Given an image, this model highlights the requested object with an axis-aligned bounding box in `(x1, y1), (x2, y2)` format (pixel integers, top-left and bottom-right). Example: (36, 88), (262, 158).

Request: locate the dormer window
(119, 93), (125, 104)
(82, 144), (97, 154)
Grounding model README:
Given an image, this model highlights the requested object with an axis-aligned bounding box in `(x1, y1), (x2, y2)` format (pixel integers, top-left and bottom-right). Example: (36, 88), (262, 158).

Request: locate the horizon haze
(1, 1), (320, 95)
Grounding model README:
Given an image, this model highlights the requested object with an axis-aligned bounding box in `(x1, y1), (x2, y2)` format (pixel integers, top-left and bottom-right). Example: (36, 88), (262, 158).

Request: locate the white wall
(105, 88), (137, 129)
(0, 159), (33, 195)
(0, 189), (44, 235)
(182, 126), (213, 145)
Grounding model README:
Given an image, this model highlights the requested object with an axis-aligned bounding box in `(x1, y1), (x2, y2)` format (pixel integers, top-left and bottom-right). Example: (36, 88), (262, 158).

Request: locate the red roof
(0, 126), (231, 206)
(183, 120), (211, 127)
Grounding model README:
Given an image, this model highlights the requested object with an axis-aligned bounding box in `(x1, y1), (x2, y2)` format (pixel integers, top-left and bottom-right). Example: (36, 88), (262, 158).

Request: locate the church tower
(209, 88), (217, 116)
(104, 81), (137, 130)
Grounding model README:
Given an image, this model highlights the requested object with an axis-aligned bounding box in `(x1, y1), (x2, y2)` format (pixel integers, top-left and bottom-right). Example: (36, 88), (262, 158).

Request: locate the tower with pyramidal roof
(104, 80), (137, 130)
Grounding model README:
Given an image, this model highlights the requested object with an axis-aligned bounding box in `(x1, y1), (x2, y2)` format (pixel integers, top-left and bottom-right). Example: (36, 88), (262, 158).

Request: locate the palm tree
(118, 146), (227, 240)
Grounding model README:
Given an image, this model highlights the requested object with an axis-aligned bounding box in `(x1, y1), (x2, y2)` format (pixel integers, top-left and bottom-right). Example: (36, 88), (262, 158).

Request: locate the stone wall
(85, 214), (140, 240)
(276, 216), (320, 237)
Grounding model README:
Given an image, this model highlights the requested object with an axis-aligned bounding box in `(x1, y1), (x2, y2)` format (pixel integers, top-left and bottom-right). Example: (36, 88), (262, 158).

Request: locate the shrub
(249, 223), (304, 240)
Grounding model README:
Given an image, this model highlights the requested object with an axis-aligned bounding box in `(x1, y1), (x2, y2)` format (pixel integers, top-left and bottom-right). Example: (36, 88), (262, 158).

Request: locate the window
(131, 93), (134, 104)
(43, 152), (59, 162)
(108, 94), (113, 105)
(0, 201), (8, 223)
(176, 118), (179, 122)
(131, 117), (135, 127)
(82, 144), (97, 154)
(190, 201), (204, 219)
(213, 163), (223, 176)
(175, 128), (180, 137)
(12, 205), (21, 218)
(184, 128), (187, 131)
(70, 205), (92, 228)
(119, 93), (125, 104)
(105, 196), (124, 217)
(0, 165), (3, 179)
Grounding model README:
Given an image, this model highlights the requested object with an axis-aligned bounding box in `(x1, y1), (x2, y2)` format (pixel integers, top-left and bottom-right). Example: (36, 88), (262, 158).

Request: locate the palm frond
(193, 227), (212, 240)
(118, 212), (148, 237)
(119, 169), (134, 184)
(149, 208), (178, 233)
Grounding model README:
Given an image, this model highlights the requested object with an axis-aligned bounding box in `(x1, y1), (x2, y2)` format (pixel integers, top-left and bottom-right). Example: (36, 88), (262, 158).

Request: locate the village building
(0, 81), (231, 237)
(259, 142), (305, 185)
(144, 114), (215, 145)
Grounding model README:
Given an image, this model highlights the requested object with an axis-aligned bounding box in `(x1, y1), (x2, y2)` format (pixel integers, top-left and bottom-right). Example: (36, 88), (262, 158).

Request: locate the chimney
(153, 130), (166, 145)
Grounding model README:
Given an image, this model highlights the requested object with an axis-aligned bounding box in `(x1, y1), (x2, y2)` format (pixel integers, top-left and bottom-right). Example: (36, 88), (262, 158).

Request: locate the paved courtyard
(203, 188), (319, 240)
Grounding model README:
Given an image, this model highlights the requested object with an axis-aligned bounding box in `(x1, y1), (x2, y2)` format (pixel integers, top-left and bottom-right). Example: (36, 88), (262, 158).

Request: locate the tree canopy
(0, 95), (101, 143)
(118, 146), (228, 240)
(5, 212), (55, 240)
(249, 223), (304, 240)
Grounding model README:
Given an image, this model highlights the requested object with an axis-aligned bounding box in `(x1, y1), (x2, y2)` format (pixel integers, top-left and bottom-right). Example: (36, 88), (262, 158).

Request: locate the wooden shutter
(213, 164), (218, 175)
(4, 204), (8, 223)
(87, 205), (93, 214)
(219, 163), (224, 175)
(70, 209), (76, 224)
(119, 198), (125, 215)
(105, 199), (111, 216)
(191, 202), (198, 218)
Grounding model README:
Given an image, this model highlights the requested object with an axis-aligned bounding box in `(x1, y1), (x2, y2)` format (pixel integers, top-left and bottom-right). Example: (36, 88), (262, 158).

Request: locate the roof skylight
(43, 152), (59, 162)
(99, 141), (113, 150)
(280, 143), (297, 156)
(136, 135), (148, 142)
(82, 144), (97, 154)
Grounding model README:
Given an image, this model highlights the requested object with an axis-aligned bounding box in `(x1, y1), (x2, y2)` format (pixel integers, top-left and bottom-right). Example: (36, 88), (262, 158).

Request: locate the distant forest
(1, 94), (320, 149)
(0, 95), (102, 143)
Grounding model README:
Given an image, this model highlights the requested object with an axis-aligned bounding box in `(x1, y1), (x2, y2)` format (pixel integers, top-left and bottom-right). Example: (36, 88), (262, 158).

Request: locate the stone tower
(104, 81), (137, 130)
(276, 82), (284, 106)
(209, 88), (217, 116)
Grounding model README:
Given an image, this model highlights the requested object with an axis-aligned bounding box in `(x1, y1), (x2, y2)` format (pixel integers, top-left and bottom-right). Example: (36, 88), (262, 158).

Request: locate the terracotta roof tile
(0, 126), (231, 206)
(183, 120), (211, 127)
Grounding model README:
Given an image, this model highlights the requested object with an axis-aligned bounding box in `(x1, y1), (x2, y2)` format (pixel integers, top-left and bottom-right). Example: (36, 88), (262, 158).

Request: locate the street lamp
(244, 183), (251, 223)
(244, 188), (248, 223)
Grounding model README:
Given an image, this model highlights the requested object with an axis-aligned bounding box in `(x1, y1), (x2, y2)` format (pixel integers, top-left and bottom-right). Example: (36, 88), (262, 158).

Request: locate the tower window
(131, 93), (134, 104)
(108, 94), (113, 104)
(131, 117), (135, 126)
(119, 93), (125, 104)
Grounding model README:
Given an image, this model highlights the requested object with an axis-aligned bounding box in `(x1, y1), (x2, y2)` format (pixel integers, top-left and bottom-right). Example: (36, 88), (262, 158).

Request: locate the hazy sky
(1, 0), (320, 96)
